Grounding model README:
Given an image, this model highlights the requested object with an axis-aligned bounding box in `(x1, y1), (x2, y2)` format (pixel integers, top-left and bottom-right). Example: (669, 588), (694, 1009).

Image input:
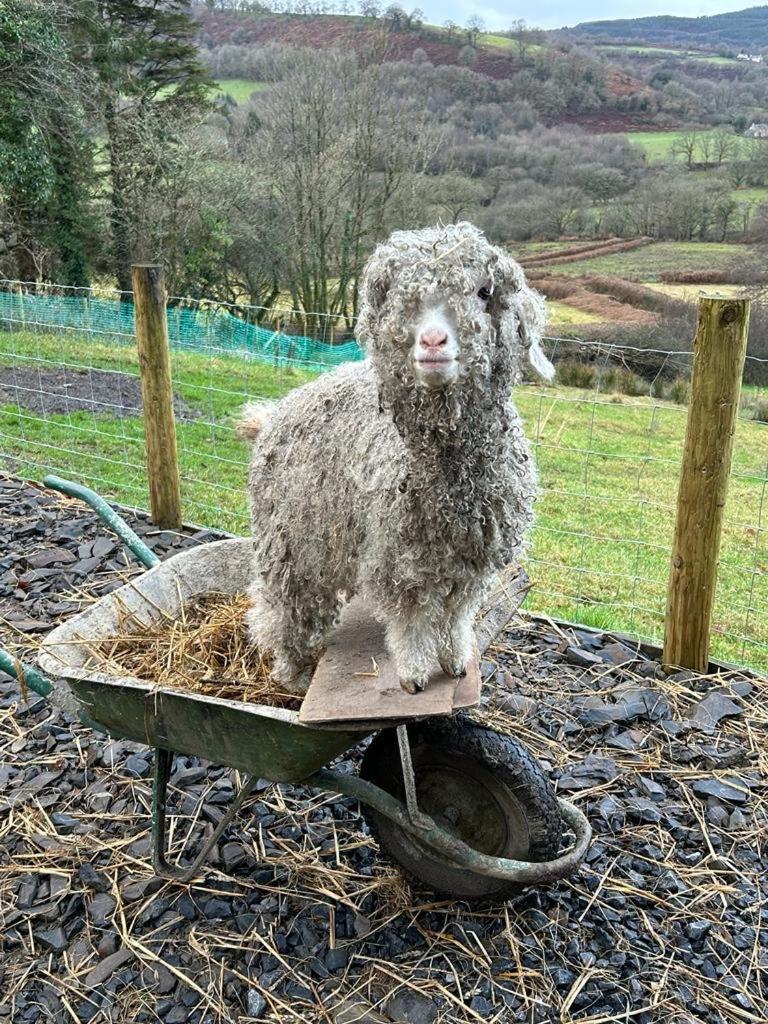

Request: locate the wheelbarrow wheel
(359, 715), (562, 900)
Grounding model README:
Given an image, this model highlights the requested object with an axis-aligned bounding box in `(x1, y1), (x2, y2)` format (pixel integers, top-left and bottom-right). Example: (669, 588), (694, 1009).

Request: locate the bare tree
(711, 189), (737, 242)
(251, 50), (437, 320)
(424, 174), (486, 221)
(712, 127), (736, 165)
(544, 187), (584, 236)
(508, 19), (535, 59)
(466, 15), (484, 46)
(728, 150), (750, 189)
(672, 129), (699, 170)
(383, 4), (406, 30)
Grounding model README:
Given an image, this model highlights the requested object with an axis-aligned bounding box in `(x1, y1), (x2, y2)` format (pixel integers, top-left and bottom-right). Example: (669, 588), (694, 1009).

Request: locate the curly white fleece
(242, 222), (552, 693)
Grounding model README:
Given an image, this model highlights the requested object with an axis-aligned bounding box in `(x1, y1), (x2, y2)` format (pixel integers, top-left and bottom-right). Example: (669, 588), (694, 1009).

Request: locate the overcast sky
(419, 1), (755, 31)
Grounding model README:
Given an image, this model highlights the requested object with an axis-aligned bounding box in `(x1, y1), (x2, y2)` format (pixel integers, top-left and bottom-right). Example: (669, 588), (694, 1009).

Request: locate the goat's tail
(238, 401), (274, 442)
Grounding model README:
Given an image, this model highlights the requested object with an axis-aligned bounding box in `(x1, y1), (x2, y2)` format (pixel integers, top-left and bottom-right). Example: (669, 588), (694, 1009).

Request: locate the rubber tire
(359, 715), (562, 901)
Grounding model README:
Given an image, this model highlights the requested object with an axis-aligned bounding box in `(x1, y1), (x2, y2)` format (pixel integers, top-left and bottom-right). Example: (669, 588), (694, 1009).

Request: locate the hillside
(195, 8), (646, 101)
(196, 10), (519, 79)
(564, 5), (768, 49)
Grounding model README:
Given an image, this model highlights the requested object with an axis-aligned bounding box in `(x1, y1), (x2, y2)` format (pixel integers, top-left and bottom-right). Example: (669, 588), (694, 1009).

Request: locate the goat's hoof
(439, 660), (467, 679)
(400, 676), (427, 694)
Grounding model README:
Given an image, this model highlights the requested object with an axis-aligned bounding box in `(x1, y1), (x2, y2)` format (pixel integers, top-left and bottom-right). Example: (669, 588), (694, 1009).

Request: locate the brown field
(568, 110), (674, 133)
(534, 274), (657, 325)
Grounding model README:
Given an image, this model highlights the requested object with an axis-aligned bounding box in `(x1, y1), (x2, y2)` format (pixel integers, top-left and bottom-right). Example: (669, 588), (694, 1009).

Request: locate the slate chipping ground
(1, 478), (767, 1024)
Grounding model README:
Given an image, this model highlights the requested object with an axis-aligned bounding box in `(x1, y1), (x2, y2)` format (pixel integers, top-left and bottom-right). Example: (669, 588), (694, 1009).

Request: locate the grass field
(478, 32), (515, 49)
(597, 45), (735, 66)
(0, 332), (314, 531)
(478, 33), (544, 53)
(732, 186), (768, 204)
(547, 300), (604, 326)
(644, 282), (747, 301)
(544, 241), (748, 280)
(0, 329), (765, 670)
(513, 241), (591, 258)
(620, 130), (723, 162)
(215, 79), (271, 104)
(428, 28), (544, 54)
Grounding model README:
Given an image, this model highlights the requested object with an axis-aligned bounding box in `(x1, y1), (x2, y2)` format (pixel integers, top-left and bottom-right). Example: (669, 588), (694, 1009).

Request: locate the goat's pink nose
(419, 327), (448, 350)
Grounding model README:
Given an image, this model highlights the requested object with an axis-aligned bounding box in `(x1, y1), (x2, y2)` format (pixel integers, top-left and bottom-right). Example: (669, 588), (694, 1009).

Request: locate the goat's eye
(477, 286), (492, 302)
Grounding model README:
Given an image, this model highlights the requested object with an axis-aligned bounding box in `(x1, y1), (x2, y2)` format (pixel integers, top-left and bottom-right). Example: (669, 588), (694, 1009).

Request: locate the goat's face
(357, 223), (554, 392)
(411, 302), (460, 389)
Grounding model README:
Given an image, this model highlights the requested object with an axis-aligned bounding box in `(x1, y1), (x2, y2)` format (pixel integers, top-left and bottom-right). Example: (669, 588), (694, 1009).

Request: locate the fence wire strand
(0, 278), (765, 671)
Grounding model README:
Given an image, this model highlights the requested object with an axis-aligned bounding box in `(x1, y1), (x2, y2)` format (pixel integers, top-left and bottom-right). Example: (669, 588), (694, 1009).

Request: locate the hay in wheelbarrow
(84, 591), (302, 711)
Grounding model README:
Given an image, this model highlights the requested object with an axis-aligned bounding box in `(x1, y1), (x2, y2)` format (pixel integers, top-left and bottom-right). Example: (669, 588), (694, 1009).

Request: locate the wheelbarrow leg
(396, 724), (434, 831)
(151, 747), (260, 882)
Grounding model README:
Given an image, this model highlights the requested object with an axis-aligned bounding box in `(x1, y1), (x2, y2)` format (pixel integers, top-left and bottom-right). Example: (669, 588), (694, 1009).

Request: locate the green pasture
(694, 55), (737, 66)
(596, 44), (736, 66)
(512, 241), (590, 258)
(215, 79), (271, 104)
(620, 130), (723, 162)
(732, 186), (768, 204)
(544, 241), (749, 280)
(478, 33), (544, 53)
(546, 300), (604, 326)
(0, 331), (313, 531)
(0, 329), (765, 670)
(427, 26), (544, 55)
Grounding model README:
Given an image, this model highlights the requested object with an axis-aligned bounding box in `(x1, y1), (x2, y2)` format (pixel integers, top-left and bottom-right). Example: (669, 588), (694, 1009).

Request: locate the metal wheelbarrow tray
(38, 534), (591, 898)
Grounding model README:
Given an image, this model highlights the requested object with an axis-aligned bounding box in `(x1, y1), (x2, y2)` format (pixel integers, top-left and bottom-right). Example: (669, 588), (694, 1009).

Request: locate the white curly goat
(240, 222), (553, 694)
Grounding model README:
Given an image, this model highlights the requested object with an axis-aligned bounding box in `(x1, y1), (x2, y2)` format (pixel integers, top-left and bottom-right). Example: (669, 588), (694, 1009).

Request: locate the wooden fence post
(131, 264), (182, 531)
(663, 293), (750, 672)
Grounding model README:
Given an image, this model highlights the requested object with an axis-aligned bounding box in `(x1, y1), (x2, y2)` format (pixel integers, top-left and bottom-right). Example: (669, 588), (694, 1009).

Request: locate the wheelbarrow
(5, 477), (591, 901)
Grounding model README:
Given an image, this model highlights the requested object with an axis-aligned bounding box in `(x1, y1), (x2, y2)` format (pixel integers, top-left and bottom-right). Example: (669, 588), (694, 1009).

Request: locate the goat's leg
(384, 607), (439, 695)
(436, 584), (487, 678)
(247, 579), (338, 695)
(437, 608), (476, 679)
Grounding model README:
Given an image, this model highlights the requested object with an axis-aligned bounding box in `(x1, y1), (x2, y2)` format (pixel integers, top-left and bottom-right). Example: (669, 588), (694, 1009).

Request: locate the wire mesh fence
(527, 334), (767, 671)
(0, 278), (766, 671)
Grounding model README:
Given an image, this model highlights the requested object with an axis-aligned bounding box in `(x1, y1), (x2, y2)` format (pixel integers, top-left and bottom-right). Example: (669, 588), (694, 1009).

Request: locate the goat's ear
(514, 283), (555, 382)
(491, 249), (554, 382)
(356, 261), (390, 349)
(367, 267), (390, 312)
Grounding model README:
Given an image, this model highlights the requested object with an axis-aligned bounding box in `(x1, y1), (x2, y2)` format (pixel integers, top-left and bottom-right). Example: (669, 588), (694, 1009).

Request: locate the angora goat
(241, 222), (553, 695)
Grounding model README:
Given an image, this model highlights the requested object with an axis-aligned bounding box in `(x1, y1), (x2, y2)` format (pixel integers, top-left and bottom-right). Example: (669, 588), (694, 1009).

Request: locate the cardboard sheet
(299, 599), (481, 726)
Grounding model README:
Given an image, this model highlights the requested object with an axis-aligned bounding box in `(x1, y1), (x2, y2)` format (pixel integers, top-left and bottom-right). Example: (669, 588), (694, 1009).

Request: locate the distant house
(737, 52), (764, 63)
(746, 123), (768, 138)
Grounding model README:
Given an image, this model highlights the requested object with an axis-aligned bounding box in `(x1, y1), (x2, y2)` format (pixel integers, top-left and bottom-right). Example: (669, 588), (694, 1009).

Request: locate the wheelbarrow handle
(0, 648), (52, 699)
(0, 648), (108, 733)
(43, 475), (160, 570)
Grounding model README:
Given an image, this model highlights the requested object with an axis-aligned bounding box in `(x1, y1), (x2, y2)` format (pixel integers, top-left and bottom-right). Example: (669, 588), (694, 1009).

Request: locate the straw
(86, 593), (301, 710)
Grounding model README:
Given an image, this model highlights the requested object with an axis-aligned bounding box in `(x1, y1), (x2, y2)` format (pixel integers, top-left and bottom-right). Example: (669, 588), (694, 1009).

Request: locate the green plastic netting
(0, 289), (364, 370)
